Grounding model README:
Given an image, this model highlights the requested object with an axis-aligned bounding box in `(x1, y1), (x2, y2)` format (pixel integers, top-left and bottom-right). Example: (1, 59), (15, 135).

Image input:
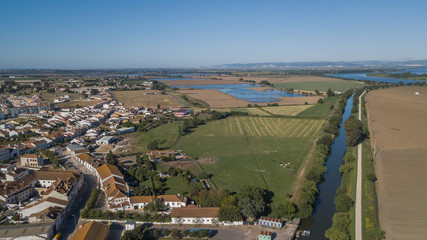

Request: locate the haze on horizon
(1, 0), (427, 68)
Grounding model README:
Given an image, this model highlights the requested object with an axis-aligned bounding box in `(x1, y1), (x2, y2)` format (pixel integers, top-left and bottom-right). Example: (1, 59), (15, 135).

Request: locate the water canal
(301, 93), (354, 239)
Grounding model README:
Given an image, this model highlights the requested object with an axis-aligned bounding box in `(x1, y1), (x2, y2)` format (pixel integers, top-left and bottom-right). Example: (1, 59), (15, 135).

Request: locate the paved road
(55, 146), (99, 239)
(355, 90), (366, 240)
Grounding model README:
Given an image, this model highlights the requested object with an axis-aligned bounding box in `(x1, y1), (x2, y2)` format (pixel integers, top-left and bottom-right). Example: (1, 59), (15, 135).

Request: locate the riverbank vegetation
(296, 90), (353, 218)
(367, 72), (427, 81)
(326, 88), (384, 240)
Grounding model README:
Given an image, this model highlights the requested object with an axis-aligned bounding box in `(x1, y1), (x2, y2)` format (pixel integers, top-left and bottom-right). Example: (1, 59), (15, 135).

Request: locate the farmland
(112, 90), (183, 108)
(133, 122), (181, 153)
(176, 116), (325, 201)
(274, 80), (364, 92)
(178, 89), (250, 108)
(366, 86), (427, 239)
(262, 105), (312, 116)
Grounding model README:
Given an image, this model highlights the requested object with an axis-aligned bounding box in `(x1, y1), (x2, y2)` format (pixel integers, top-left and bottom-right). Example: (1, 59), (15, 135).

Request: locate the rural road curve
(355, 90), (366, 240)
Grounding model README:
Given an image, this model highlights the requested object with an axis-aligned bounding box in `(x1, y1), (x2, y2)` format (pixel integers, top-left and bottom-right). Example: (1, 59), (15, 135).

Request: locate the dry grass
(262, 105), (313, 116)
(178, 89), (250, 108)
(366, 86), (427, 239)
(113, 90), (183, 108)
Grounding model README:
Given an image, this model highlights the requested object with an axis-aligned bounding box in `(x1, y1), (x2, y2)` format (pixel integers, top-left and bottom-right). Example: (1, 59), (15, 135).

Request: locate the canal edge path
(355, 90), (366, 240)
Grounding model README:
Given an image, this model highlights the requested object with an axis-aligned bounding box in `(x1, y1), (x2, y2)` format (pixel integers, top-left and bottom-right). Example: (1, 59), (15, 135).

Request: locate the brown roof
(76, 153), (95, 162)
(129, 196), (152, 204)
(71, 221), (110, 240)
(96, 164), (123, 180)
(21, 154), (39, 159)
(35, 169), (82, 181)
(171, 207), (219, 218)
(157, 195), (181, 202)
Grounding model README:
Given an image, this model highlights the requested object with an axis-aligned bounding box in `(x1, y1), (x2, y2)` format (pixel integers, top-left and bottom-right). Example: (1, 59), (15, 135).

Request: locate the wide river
(328, 67), (427, 84)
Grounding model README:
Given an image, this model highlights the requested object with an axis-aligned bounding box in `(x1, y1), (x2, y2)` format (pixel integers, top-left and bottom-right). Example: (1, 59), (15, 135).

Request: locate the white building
(171, 207), (220, 225)
(96, 136), (114, 145)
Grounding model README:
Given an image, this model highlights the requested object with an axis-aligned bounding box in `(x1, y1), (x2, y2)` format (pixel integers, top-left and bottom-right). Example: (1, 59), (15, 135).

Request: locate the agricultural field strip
(235, 117), (244, 135)
(283, 119), (300, 135)
(224, 118), (228, 136)
(255, 118), (272, 136)
(261, 117), (279, 136)
(241, 117), (255, 136)
(267, 117), (286, 135)
(247, 117), (263, 136)
(204, 117), (322, 138)
(296, 119), (314, 138)
(311, 120), (324, 136)
(303, 120), (320, 137)
(287, 119), (308, 137)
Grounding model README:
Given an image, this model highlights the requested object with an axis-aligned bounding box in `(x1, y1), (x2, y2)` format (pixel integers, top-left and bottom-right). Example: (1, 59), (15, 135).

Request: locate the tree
(260, 80), (271, 86)
(366, 173), (377, 182)
(134, 185), (153, 196)
(106, 151), (117, 165)
(147, 141), (158, 150)
(153, 229), (160, 238)
(334, 194), (354, 212)
(199, 229), (209, 237)
(163, 229), (171, 236)
(343, 116), (363, 146)
(270, 201), (296, 219)
(238, 198), (265, 219)
(367, 227), (385, 240)
(170, 229), (180, 239)
(218, 204), (242, 222)
(182, 230), (189, 237)
(325, 228), (350, 240)
(314, 89), (320, 95)
(327, 88), (335, 97)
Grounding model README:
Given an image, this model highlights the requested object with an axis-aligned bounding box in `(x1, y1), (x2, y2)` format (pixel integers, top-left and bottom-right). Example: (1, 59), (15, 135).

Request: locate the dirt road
(355, 90), (365, 240)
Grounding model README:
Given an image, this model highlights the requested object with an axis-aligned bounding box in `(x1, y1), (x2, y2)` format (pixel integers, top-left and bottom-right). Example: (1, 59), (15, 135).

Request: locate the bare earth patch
(366, 86), (427, 240)
(112, 90), (183, 108)
(178, 89), (250, 108)
(163, 160), (198, 170)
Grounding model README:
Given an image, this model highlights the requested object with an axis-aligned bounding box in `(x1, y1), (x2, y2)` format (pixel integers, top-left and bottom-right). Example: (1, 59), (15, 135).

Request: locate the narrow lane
(355, 90), (366, 240)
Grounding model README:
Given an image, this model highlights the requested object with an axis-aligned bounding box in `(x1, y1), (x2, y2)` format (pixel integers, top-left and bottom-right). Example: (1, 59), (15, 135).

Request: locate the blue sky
(1, 0), (427, 68)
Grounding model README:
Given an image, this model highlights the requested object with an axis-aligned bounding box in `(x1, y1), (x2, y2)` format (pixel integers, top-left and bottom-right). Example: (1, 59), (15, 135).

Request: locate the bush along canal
(300, 92), (355, 239)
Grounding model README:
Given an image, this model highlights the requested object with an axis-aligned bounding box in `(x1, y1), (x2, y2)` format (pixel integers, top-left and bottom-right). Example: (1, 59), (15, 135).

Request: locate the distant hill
(209, 60), (427, 70)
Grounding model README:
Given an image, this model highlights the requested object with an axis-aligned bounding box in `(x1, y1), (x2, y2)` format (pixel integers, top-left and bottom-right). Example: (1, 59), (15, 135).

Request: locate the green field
(214, 107), (271, 116)
(135, 122), (181, 152)
(297, 96), (338, 118)
(274, 80), (364, 92)
(176, 116), (324, 201)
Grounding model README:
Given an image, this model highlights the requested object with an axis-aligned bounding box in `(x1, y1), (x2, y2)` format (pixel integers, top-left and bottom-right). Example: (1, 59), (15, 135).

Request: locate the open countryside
(176, 116), (325, 201)
(366, 86), (427, 240)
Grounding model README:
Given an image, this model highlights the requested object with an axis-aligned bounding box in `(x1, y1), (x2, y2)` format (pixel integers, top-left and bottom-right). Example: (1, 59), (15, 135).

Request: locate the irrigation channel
(300, 93), (354, 239)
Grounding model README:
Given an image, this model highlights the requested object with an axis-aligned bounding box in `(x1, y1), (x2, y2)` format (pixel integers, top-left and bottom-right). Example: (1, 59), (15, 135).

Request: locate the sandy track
(366, 86), (427, 240)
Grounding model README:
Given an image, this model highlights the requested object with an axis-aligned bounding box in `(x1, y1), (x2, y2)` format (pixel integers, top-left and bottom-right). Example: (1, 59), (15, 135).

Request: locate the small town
(3, 1), (427, 240)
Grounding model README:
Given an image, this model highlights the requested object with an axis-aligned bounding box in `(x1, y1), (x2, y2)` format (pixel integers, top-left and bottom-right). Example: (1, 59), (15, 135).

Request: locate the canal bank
(300, 93), (354, 239)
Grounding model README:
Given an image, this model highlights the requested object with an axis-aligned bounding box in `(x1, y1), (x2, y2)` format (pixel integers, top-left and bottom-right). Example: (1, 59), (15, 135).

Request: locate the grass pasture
(274, 80), (364, 92)
(261, 105), (312, 116)
(176, 116), (324, 201)
(297, 96), (338, 118)
(134, 122), (181, 153)
(214, 107), (271, 116)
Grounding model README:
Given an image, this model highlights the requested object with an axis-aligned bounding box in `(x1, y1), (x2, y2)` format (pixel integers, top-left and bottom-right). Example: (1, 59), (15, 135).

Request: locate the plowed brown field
(366, 86), (427, 240)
